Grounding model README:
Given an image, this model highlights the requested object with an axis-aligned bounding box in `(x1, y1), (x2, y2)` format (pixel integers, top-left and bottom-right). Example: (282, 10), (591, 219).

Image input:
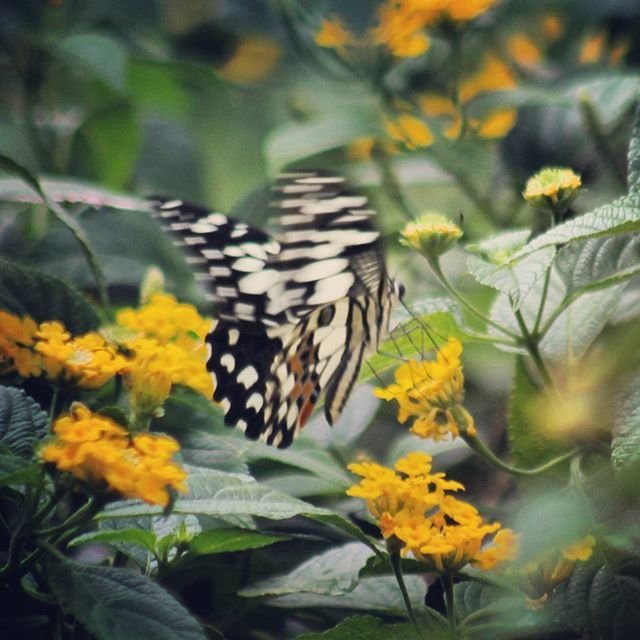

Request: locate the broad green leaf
(48, 560), (206, 640)
(0, 177), (149, 211)
(556, 234), (640, 297)
(0, 386), (48, 457)
(0, 453), (42, 486)
(73, 104), (142, 188)
(241, 542), (374, 597)
(507, 358), (571, 468)
(267, 575), (426, 614)
(68, 529), (157, 552)
(508, 195), (640, 265)
(55, 33), (128, 93)
(189, 528), (289, 555)
(99, 467), (374, 546)
(265, 108), (378, 174)
(174, 430), (250, 475)
(467, 248), (555, 310)
(261, 471), (347, 498)
(0, 259), (100, 333)
(628, 99), (640, 195)
(128, 59), (190, 118)
(293, 615), (423, 640)
(553, 557), (640, 640)
(612, 374), (640, 476)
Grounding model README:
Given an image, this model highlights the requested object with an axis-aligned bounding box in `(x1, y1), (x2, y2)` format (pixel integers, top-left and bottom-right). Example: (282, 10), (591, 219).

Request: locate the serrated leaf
(556, 234), (640, 297)
(293, 615), (423, 640)
(629, 100), (640, 195)
(507, 359), (570, 468)
(612, 374), (640, 475)
(553, 557), (640, 640)
(68, 529), (157, 552)
(508, 195), (640, 265)
(467, 247), (555, 310)
(267, 575), (426, 614)
(55, 33), (128, 93)
(241, 542), (374, 597)
(0, 386), (48, 457)
(189, 528), (289, 555)
(48, 560), (206, 640)
(174, 430), (250, 475)
(0, 259), (100, 333)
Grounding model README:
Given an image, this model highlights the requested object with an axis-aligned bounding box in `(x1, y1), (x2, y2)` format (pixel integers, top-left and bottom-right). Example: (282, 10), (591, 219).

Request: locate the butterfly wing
(151, 171), (395, 447)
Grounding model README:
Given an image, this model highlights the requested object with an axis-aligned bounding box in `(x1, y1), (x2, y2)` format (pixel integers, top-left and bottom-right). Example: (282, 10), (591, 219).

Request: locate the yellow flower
(217, 36), (281, 85)
(315, 17), (353, 48)
(41, 404), (187, 507)
(375, 338), (468, 441)
(539, 14), (563, 41)
(520, 535), (595, 609)
(443, 0), (499, 23)
(0, 311), (41, 377)
(348, 452), (515, 573)
(117, 293), (214, 397)
(579, 31), (606, 64)
(476, 108), (517, 139)
(507, 33), (542, 67)
(523, 167), (582, 213)
(126, 354), (173, 426)
(34, 323), (128, 389)
(459, 54), (517, 103)
(385, 114), (434, 150)
(400, 213), (462, 259)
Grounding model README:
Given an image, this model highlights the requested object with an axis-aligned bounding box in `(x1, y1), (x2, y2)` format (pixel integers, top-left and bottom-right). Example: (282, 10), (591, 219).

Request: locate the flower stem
(442, 572), (457, 638)
(532, 267), (552, 335)
(513, 309), (552, 386)
(387, 538), (420, 630)
(429, 259), (520, 340)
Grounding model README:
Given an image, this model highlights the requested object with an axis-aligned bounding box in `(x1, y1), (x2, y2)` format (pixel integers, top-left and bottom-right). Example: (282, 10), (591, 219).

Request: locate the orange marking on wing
(298, 379), (318, 428)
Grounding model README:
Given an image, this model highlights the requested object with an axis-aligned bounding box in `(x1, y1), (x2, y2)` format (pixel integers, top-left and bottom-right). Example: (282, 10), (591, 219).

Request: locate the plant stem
(442, 572), (457, 638)
(532, 268), (552, 335)
(387, 539), (420, 630)
(429, 259), (520, 339)
(373, 143), (416, 221)
(513, 309), (552, 386)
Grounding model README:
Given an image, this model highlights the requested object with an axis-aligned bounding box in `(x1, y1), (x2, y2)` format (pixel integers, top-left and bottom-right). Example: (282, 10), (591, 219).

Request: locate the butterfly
(151, 171), (401, 448)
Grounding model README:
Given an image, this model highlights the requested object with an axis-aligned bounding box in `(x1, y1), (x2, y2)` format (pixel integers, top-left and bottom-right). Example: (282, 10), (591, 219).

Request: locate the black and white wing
(151, 171), (396, 448)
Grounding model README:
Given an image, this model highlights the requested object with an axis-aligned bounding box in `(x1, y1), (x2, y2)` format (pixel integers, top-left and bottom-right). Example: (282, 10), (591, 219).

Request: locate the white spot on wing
(232, 257), (264, 272)
(237, 366), (259, 389)
(238, 270), (280, 294)
(246, 393), (264, 412)
(307, 272), (355, 305)
(228, 329), (240, 345)
(236, 419), (248, 432)
(317, 326), (347, 359)
(220, 353), (236, 372)
(219, 398), (231, 413)
(294, 258), (349, 283)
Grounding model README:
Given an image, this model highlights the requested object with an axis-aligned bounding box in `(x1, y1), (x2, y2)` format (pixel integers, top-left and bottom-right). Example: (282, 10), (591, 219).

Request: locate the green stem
(513, 309), (552, 386)
(532, 268), (552, 335)
(538, 290), (581, 338)
(429, 259), (520, 339)
(442, 572), (457, 638)
(35, 496), (98, 538)
(373, 143), (416, 221)
(387, 538), (420, 630)
(579, 96), (627, 192)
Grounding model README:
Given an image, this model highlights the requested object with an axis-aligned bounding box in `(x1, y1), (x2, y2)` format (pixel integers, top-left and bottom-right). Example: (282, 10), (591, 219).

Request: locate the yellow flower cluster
(401, 213), (462, 258)
(117, 293), (214, 398)
(0, 311), (39, 377)
(520, 535), (595, 609)
(375, 338), (471, 441)
(41, 404), (187, 507)
(523, 167), (582, 212)
(348, 452), (517, 573)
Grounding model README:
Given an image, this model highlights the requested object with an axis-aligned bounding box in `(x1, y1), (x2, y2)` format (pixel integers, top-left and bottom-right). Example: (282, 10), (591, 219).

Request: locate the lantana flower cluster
(41, 404), (187, 507)
(375, 337), (472, 441)
(347, 452), (517, 573)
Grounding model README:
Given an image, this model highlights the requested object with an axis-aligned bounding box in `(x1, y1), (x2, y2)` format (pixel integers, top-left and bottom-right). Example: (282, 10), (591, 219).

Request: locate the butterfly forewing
(151, 171), (395, 448)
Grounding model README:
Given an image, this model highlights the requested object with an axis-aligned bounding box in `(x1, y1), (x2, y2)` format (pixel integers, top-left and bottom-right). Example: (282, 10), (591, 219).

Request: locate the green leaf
(189, 528), (289, 555)
(628, 99), (640, 195)
(48, 560), (206, 640)
(508, 195), (640, 265)
(556, 234), (640, 298)
(174, 430), (250, 475)
(267, 575), (426, 614)
(0, 386), (48, 457)
(507, 358), (570, 468)
(612, 374), (640, 476)
(128, 59), (190, 118)
(241, 542), (375, 597)
(265, 108), (378, 173)
(0, 176), (149, 211)
(68, 529), (157, 552)
(467, 248), (555, 310)
(553, 557), (640, 640)
(0, 259), (100, 333)
(73, 104), (142, 188)
(55, 33), (128, 93)
(0, 453), (42, 486)
(293, 615), (423, 640)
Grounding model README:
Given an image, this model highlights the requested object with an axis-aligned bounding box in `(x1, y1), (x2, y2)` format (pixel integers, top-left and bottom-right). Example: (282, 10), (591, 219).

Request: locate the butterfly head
(392, 279), (406, 301)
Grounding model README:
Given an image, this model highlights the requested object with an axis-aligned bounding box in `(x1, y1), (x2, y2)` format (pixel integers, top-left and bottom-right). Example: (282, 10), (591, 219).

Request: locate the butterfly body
(152, 171), (398, 448)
